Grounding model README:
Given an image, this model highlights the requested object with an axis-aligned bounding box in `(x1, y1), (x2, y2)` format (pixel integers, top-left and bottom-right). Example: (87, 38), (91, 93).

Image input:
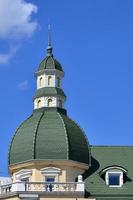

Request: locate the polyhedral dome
(9, 108), (90, 166)
(38, 55), (63, 72)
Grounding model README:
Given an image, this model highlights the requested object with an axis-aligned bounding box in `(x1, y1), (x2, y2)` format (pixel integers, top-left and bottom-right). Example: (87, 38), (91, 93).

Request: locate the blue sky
(0, 0), (133, 176)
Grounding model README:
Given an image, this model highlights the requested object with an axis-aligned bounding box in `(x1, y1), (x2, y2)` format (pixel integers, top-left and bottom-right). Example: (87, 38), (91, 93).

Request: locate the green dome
(9, 108), (90, 166)
(38, 55), (63, 72)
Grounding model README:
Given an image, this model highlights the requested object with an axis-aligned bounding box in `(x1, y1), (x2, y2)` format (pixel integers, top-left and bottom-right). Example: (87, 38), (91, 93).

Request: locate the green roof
(9, 108), (90, 166)
(37, 55), (63, 72)
(85, 146), (133, 197)
(33, 87), (66, 99)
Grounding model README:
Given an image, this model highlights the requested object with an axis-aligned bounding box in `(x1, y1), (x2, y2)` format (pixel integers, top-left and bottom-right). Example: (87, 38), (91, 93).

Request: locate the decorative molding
(41, 167), (61, 182)
(101, 166), (127, 175)
(15, 169), (32, 181)
(41, 167), (61, 174)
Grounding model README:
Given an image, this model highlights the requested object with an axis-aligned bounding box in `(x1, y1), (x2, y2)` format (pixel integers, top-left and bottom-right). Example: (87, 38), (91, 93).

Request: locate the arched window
(48, 99), (52, 107)
(39, 77), (43, 87)
(48, 76), (52, 86)
(37, 100), (41, 108)
(57, 77), (60, 87)
(59, 100), (62, 108)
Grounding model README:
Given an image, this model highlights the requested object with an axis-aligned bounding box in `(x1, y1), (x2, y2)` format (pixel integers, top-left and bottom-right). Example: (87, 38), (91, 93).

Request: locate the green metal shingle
(60, 113), (90, 164)
(35, 110), (68, 160)
(85, 146), (133, 197)
(9, 109), (90, 165)
(9, 111), (43, 164)
(38, 56), (63, 72)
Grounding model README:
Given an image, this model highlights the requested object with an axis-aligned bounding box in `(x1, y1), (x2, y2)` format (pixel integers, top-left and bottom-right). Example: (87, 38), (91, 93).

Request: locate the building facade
(0, 32), (133, 200)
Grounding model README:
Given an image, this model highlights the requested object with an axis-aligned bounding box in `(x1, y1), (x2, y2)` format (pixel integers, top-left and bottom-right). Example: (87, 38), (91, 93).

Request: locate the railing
(0, 182), (84, 194)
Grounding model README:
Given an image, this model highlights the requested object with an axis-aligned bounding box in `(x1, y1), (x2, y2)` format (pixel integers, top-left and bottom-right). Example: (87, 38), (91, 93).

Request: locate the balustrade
(0, 182), (84, 194)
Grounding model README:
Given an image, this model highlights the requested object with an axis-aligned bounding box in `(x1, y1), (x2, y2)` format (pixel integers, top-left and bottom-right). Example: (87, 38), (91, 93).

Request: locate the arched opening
(39, 77), (43, 87)
(59, 100), (62, 108)
(37, 100), (41, 108)
(48, 99), (52, 107)
(48, 76), (52, 86)
(57, 77), (60, 87)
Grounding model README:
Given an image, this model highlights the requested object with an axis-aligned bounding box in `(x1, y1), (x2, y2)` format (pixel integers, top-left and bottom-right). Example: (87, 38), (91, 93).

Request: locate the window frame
(41, 167), (61, 183)
(106, 171), (123, 187)
(100, 166), (127, 188)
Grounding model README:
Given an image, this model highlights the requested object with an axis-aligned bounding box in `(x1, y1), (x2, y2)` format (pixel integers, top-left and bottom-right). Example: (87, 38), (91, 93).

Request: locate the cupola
(8, 27), (90, 183)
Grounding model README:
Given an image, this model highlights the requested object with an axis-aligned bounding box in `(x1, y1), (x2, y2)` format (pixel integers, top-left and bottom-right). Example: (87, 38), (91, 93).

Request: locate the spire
(47, 24), (53, 56)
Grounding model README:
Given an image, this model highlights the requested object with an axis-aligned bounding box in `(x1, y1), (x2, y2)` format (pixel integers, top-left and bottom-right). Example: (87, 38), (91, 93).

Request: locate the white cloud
(0, 0), (38, 65)
(0, 0), (38, 39)
(17, 80), (29, 91)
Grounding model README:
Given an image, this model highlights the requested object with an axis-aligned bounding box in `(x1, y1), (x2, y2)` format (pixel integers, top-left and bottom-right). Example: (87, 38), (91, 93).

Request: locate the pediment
(41, 167), (61, 174)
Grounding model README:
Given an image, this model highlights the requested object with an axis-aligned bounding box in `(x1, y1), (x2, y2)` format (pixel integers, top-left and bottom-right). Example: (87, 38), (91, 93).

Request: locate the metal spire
(47, 24), (53, 56)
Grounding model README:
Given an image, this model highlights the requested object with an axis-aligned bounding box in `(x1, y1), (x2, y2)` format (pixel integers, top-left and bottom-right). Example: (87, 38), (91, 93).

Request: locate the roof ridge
(57, 112), (69, 160)
(45, 55), (55, 69)
(32, 111), (44, 159)
(67, 115), (91, 164)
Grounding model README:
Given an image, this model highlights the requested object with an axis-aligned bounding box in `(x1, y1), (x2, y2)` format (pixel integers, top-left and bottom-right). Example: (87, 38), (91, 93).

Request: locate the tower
(1, 27), (133, 200)
(34, 26), (66, 109)
(8, 28), (90, 187)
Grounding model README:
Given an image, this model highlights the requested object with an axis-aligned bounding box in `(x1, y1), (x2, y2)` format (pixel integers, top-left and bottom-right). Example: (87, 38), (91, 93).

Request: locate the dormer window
(100, 166), (127, 188)
(106, 171), (123, 187)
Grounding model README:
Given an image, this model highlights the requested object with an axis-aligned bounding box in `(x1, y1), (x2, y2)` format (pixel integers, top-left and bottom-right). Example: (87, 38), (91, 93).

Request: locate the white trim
(41, 167), (61, 182)
(19, 194), (38, 198)
(15, 169), (32, 181)
(105, 170), (123, 187)
(41, 167), (61, 174)
(102, 166), (127, 174)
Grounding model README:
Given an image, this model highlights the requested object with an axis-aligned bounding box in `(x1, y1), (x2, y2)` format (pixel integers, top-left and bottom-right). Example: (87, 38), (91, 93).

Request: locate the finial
(47, 24), (53, 56)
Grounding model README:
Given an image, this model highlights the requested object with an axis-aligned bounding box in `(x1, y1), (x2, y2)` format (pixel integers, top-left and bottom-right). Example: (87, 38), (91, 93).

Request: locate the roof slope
(9, 108), (90, 166)
(38, 56), (63, 72)
(85, 146), (133, 197)
(34, 87), (66, 99)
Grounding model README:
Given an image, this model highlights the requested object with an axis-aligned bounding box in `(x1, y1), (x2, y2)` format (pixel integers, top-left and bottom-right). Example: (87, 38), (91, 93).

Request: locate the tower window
(39, 77), (43, 87)
(57, 77), (60, 87)
(48, 76), (52, 86)
(48, 99), (52, 107)
(37, 100), (41, 108)
(59, 100), (62, 108)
